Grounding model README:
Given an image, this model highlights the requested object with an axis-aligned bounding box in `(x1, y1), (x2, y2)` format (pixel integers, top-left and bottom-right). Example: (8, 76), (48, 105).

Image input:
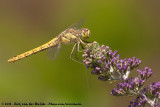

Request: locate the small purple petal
(95, 67), (100, 70)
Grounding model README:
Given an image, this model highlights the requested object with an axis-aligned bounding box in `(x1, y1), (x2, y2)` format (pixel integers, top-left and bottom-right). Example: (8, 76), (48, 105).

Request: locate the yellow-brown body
(8, 28), (86, 63)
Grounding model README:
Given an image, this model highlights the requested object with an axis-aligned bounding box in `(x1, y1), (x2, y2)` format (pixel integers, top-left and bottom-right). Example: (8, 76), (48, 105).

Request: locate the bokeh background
(0, 0), (160, 107)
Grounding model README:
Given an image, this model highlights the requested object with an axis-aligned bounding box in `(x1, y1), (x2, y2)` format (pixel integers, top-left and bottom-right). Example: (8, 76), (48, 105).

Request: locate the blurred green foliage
(0, 0), (160, 107)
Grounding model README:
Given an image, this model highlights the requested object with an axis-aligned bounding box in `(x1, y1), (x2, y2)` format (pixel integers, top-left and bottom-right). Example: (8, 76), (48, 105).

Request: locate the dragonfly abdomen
(8, 37), (59, 63)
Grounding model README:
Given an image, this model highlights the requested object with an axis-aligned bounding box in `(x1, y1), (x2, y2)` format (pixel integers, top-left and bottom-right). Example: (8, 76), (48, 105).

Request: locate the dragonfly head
(81, 28), (90, 40)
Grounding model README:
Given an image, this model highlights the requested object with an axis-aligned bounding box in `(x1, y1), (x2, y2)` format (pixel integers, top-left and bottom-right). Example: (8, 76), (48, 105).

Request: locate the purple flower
(83, 42), (142, 81)
(128, 81), (160, 107)
(82, 41), (157, 107)
(137, 68), (153, 80)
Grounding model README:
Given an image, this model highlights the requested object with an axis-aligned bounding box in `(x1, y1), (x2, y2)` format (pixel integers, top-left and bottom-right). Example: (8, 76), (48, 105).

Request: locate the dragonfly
(8, 19), (91, 63)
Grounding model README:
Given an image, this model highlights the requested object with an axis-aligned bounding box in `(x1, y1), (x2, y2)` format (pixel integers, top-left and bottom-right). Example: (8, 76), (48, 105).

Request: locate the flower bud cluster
(129, 96), (147, 107)
(110, 67), (152, 96)
(82, 42), (141, 81)
(129, 82), (160, 107)
(137, 67), (152, 80)
(82, 41), (158, 107)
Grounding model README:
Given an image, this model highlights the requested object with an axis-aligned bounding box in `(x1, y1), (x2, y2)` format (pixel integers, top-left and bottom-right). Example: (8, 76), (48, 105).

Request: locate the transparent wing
(47, 19), (84, 60)
(47, 45), (61, 60)
(68, 18), (85, 29)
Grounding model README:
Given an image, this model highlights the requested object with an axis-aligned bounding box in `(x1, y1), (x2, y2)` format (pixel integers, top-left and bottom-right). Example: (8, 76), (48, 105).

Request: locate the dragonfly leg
(79, 38), (86, 45)
(70, 43), (84, 64)
(77, 41), (85, 52)
(74, 45), (83, 62)
(82, 40), (93, 43)
(77, 42), (80, 52)
(77, 41), (83, 52)
(70, 43), (77, 58)
(79, 38), (93, 50)
(80, 43), (85, 49)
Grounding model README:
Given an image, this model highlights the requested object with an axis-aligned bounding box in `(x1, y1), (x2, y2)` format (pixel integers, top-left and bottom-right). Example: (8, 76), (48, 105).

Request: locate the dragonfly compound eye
(81, 28), (90, 40)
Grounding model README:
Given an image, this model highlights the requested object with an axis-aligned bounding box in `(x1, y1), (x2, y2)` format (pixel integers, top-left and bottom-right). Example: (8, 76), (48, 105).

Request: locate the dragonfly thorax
(80, 28), (90, 40)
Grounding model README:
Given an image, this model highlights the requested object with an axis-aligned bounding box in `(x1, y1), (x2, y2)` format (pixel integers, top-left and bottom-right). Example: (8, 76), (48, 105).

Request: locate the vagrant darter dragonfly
(8, 19), (91, 63)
